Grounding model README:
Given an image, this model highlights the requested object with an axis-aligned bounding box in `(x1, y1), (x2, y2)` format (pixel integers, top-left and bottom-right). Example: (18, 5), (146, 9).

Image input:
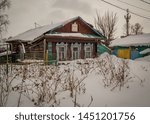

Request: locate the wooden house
(6, 16), (105, 63)
(109, 33), (150, 60)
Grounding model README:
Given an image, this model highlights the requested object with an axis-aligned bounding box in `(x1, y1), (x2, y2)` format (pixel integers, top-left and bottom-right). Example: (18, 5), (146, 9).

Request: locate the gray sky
(4, 0), (150, 38)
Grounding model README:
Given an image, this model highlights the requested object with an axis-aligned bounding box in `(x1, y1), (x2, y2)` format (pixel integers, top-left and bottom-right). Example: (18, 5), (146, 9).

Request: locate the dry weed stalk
(96, 55), (131, 91)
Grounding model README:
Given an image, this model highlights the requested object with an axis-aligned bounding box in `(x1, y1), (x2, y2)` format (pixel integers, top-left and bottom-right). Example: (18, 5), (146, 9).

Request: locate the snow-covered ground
(0, 53), (150, 107)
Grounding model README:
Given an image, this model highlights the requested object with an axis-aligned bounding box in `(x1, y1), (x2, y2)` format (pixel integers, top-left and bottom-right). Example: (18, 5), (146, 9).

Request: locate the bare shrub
(62, 66), (87, 107)
(11, 63), (88, 107)
(96, 54), (131, 91)
(0, 64), (10, 106)
(76, 60), (95, 75)
(1, 60), (93, 107)
(0, 64), (20, 106)
(12, 64), (65, 106)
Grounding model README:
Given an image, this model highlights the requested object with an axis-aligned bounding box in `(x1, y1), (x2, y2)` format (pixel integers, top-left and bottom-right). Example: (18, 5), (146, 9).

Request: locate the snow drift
(0, 53), (150, 107)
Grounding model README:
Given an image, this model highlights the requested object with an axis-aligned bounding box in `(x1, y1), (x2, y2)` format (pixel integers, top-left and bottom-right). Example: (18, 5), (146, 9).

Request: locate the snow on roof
(46, 33), (102, 38)
(0, 43), (9, 46)
(140, 48), (150, 54)
(110, 33), (150, 47)
(7, 16), (103, 42)
(7, 23), (61, 42)
(0, 51), (12, 57)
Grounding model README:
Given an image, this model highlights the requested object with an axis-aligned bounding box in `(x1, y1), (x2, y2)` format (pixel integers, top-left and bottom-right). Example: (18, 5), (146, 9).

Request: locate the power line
(98, 0), (128, 11)
(99, 0), (150, 20)
(140, 0), (150, 5)
(116, 0), (150, 12)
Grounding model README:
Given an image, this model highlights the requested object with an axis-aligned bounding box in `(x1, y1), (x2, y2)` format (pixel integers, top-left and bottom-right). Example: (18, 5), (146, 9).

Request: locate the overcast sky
(4, 0), (150, 38)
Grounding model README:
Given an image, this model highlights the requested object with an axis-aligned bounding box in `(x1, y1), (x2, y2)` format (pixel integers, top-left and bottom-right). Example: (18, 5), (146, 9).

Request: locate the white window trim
(71, 43), (81, 60)
(84, 43), (93, 58)
(56, 42), (67, 61)
(72, 22), (78, 32)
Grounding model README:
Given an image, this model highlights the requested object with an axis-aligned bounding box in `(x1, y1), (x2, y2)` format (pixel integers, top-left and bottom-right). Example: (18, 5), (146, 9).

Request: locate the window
(72, 47), (79, 60)
(58, 46), (65, 61)
(73, 47), (78, 51)
(71, 43), (81, 60)
(86, 47), (91, 51)
(59, 47), (64, 52)
(56, 43), (67, 61)
(72, 22), (78, 32)
(85, 45), (92, 58)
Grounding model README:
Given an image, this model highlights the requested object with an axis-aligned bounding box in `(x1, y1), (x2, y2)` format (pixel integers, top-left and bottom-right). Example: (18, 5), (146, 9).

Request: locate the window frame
(71, 22), (78, 32)
(84, 44), (93, 58)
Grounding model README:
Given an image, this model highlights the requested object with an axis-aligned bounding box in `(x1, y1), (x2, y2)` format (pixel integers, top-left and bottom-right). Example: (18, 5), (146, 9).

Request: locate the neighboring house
(6, 16), (105, 63)
(109, 33), (150, 60)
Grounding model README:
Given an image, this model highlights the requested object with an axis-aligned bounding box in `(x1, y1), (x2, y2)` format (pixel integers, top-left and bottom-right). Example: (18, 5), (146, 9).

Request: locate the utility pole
(34, 22), (38, 28)
(124, 9), (131, 36)
(34, 22), (41, 28)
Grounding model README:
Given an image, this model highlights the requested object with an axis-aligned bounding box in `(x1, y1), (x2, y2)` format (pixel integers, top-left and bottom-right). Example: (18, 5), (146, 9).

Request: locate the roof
(45, 32), (102, 39)
(7, 16), (104, 42)
(7, 23), (62, 42)
(0, 43), (9, 46)
(110, 33), (150, 47)
(140, 48), (150, 54)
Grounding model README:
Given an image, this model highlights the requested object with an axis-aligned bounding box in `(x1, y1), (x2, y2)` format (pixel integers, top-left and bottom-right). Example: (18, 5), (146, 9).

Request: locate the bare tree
(0, 0), (10, 39)
(95, 11), (118, 45)
(131, 23), (143, 35)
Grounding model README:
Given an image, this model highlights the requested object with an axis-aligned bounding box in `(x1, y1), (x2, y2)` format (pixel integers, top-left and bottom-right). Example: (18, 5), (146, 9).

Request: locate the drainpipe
(19, 42), (26, 60)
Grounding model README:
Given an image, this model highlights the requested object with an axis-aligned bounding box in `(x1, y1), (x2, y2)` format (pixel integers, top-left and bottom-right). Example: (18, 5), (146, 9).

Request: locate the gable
(52, 17), (100, 36)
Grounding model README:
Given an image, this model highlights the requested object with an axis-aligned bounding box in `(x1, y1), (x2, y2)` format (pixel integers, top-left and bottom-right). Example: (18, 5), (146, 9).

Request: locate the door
(72, 47), (79, 60)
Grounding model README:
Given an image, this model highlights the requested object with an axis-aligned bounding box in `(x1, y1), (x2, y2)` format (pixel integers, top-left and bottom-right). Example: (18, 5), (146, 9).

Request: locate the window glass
(85, 46), (92, 58)
(73, 47), (78, 51)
